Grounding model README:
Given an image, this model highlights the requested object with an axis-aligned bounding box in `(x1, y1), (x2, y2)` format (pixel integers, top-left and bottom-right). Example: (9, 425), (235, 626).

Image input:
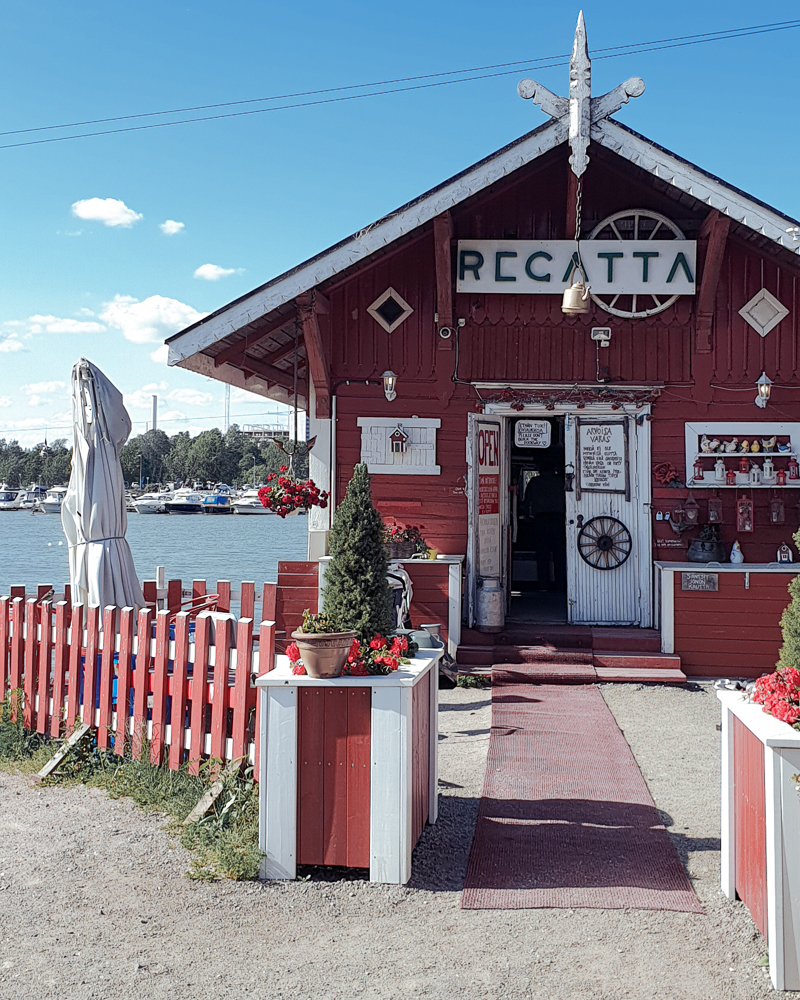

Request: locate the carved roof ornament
(518, 11), (645, 178)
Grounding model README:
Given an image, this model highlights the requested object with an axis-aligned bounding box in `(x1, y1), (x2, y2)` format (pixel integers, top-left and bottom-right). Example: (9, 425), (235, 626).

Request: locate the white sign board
(578, 421), (628, 495)
(514, 420), (551, 449)
(456, 239), (696, 295)
(476, 421), (501, 577)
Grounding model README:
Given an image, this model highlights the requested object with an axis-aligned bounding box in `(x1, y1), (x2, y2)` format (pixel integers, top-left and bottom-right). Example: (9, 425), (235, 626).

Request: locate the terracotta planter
(290, 629), (358, 678)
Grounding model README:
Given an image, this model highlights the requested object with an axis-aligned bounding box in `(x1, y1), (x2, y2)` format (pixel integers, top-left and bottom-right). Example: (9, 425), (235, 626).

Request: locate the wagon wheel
(587, 209), (684, 319)
(577, 516), (632, 570)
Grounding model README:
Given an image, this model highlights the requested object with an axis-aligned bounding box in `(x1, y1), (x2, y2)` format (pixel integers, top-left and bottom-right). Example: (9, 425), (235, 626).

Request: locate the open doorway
(509, 416), (567, 623)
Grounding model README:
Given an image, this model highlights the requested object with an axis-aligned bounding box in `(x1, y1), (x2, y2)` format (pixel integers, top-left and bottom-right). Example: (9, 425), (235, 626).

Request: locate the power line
(0, 19), (797, 151)
(0, 408), (299, 437)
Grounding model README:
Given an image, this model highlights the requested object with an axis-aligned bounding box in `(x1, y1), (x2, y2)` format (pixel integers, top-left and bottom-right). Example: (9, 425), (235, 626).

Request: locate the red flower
(292, 664), (306, 676)
(286, 642), (301, 663)
(369, 636), (386, 650)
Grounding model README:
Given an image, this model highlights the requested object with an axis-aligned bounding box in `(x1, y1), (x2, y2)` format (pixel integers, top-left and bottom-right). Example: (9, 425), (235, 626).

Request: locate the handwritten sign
(578, 421), (627, 494)
(681, 572), (719, 591)
(514, 420), (551, 449)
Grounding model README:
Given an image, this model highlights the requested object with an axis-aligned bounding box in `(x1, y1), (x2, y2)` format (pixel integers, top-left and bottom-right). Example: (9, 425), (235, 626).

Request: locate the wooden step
(592, 651), (686, 684)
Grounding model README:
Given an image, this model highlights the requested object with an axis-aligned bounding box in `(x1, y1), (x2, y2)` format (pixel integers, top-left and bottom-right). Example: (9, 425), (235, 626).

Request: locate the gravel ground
(0, 682), (786, 1000)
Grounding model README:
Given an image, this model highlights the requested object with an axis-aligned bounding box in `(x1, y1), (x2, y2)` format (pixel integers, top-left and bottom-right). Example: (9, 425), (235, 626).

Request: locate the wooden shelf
(694, 451), (796, 459)
(688, 482), (800, 489)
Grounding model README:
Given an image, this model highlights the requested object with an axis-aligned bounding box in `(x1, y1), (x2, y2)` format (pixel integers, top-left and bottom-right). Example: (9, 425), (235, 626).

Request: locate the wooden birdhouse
(389, 425), (409, 454)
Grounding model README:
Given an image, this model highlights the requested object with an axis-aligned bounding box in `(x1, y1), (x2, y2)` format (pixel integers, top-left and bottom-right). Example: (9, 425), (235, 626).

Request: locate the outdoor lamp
(755, 372), (772, 408)
(382, 370), (398, 402)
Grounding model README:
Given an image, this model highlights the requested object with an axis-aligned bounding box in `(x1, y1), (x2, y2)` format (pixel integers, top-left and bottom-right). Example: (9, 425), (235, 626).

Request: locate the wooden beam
(297, 293), (331, 418)
(240, 356), (307, 396)
(695, 209), (731, 353)
(261, 338), (300, 367)
(566, 168), (579, 239)
(433, 212), (453, 342)
(213, 312), (296, 368)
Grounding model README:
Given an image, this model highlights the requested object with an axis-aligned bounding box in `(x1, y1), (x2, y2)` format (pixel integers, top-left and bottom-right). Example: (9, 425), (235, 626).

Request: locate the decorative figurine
(723, 438), (739, 453)
(700, 434), (711, 453)
(726, 469), (737, 486)
(736, 498), (754, 532)
(749, 463), (762, 485)
(714, 458), (726, 482)
(740, 439), (750, 452)
(777, 542), (794, 563)
(763, 457), (775, 481)
(730, 540), (745, 563)
(777, 469), (787, 486)
(778, 441), (792, 452)
(708, 438), (720, 452)
(750, 440), (760, 453)
(789, 456), (800, 480)
(762, 435), (777, 451)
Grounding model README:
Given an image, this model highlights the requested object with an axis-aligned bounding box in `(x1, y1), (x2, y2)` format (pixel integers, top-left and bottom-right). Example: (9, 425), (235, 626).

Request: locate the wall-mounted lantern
(708, 495), (723, 523)
(683, 495), (700, 525)
(770, 497), (786, 524)
(755, 372), (773, 408)
(381, 370), (398, 402)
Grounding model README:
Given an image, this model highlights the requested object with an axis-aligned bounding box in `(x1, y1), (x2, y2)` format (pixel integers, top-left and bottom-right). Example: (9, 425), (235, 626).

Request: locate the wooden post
(96, 607), (116, 750)
(9, 598), (24, 709)
(115, 608), (135, 754)
(150, 610), (170, 765)
(65, 604), (84, 731)
(22, 599), (38, 729)
(240, 582), (255, 621)
(695, 209), (730, 354)
(209, 618), (232, 766)
(82, 606), (101, 727)
(36, 602), (53, 735)
(142, 580), (157, 611)
(0, 596), (9, 703)
(297, 292), (331, 419)
(169, 612), (191, 771)
(51, 602), (70, 738)
(262, 583), (277, 623)
(132, 608), (153, 759)
(230, 618), (254, 765)
(216, 580), (231, 613)
(192, 579), (207, 603)
(167, 579), (182, 612)
(188, 614), (211, 774)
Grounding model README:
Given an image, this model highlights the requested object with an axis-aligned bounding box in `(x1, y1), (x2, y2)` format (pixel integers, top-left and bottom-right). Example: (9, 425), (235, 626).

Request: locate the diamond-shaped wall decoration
(738, 288), (789, 338)
(367, 287), (413, 334)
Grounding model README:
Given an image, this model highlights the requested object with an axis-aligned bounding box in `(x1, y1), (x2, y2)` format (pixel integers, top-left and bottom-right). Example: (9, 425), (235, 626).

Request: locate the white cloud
(27, 395), (46, 407)
(123, 389), (160, 410)
(159, 409), (185, 422)
(21, 380), (66, 396)
(0, 334), (23, 353)
(77, 308), (96, 317)
(231, 387), (273, 404)
(27, 314), (105, 334)
(142, 381), (168, 392)
(0, 397), (10, 407)
(167, 388), (214, 406)
(150, 344), (169, 365)
(194, 263), (236, 281)
(71, 197), (142, 228)
(100, 294), (207, 345)
(160, 220), (184, 235)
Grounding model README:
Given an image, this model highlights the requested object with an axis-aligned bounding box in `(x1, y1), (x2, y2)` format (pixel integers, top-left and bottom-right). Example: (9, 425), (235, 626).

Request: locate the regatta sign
(456, 239), (696, 295)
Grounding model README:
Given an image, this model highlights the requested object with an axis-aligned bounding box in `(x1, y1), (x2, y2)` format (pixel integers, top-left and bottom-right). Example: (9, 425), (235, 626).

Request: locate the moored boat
(132, 491), (172, 514)
(18, 483), (47, 510)
(0, 485), (23, 510)
(38, 486), (67, 514)
(202, 492), (234, 514)
(164, 488), (204, 514)
(232, 488), (272, 515)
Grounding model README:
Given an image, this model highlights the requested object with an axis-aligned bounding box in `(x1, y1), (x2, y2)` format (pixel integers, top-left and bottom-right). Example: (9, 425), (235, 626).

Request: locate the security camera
(591, 326), (611, 348)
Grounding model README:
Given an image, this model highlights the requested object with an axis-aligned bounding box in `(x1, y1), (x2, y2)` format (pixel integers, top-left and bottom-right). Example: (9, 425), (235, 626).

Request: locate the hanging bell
(562, 280), (591, 315)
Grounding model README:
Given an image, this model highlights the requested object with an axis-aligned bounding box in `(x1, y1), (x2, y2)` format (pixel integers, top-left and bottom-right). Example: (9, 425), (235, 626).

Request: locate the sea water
(0, 510), (309, 595)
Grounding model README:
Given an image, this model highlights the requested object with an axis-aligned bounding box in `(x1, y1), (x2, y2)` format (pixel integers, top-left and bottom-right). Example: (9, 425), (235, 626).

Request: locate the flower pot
(290, 630), (358, 678)
(387, 541), (415, 560)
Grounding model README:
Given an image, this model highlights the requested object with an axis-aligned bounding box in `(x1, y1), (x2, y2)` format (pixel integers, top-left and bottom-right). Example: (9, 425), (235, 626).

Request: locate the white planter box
(718, 689), (800, 991)
(256, 650), (440, 885)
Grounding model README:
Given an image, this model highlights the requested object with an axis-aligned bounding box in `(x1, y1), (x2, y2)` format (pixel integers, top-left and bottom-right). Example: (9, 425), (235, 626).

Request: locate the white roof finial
(517, 13), (645, 179)
(569, 11), (592, 177)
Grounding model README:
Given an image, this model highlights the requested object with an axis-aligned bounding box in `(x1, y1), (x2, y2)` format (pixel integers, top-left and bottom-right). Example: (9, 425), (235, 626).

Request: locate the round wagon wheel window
(577, 516), (633, 570)
(587, 209), (685, 319)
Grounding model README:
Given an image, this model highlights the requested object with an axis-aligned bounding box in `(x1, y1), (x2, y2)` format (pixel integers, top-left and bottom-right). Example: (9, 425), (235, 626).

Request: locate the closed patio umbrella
(61, 359), (145, 610)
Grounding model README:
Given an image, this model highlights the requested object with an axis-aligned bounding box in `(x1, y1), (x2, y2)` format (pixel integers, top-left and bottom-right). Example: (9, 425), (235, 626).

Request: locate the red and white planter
(256, 650), (441, 884)
(718, 689), (800, 991)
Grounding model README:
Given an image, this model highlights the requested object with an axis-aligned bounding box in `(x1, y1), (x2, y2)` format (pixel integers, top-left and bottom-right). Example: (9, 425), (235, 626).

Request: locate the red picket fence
(0, 581), (277, 777)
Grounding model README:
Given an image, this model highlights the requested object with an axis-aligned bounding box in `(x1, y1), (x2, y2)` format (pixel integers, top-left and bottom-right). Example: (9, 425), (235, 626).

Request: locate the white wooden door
(564, 415), (644, 625)
(466, 415), (504, 628)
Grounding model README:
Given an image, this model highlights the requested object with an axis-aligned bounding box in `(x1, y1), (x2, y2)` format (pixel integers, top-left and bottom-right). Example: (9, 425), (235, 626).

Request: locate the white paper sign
(579, 422), (627, 493)
(514, 420), (551, 449)
(456, 239), (696, 295)
(476, 421), (501, 577)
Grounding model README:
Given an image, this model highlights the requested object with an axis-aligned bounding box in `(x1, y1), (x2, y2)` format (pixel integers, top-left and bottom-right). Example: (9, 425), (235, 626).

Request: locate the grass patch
(0, 694), (262, 880)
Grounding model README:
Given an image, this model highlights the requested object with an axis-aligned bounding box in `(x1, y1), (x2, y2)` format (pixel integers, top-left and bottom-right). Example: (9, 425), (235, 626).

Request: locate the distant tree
(165, 431), (192, 482)
(187, 428), (224, 483)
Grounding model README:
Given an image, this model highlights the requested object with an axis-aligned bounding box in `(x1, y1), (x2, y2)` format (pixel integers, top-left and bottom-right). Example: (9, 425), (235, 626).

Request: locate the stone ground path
(0, 683), (784, 1000)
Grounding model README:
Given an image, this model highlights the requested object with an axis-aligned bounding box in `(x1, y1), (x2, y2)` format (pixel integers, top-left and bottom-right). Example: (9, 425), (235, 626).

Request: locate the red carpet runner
(461, 672), (703, 912)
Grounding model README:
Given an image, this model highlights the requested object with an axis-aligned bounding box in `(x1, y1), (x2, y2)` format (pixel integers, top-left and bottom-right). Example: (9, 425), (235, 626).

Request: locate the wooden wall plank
(297, 688), (326, 865)
(346, 687), (372, 868)
(734, 717), (768, 940)
(323, 688), (349, 866)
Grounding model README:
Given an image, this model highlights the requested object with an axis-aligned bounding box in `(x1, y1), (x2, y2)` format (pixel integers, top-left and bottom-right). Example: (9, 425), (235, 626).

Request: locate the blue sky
(0, 1), (797, 446)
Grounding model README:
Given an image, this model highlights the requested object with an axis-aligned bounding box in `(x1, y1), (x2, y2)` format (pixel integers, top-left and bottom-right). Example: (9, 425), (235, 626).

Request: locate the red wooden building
(166, 18), (800, 678)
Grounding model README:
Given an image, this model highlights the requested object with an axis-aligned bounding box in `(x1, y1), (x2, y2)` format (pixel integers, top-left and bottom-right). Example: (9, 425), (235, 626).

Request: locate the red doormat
(462, 681), (703, 912)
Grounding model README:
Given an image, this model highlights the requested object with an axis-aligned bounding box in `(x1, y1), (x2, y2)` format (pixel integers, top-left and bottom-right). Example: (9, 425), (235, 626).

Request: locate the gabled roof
(167, 114), (800, 372)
